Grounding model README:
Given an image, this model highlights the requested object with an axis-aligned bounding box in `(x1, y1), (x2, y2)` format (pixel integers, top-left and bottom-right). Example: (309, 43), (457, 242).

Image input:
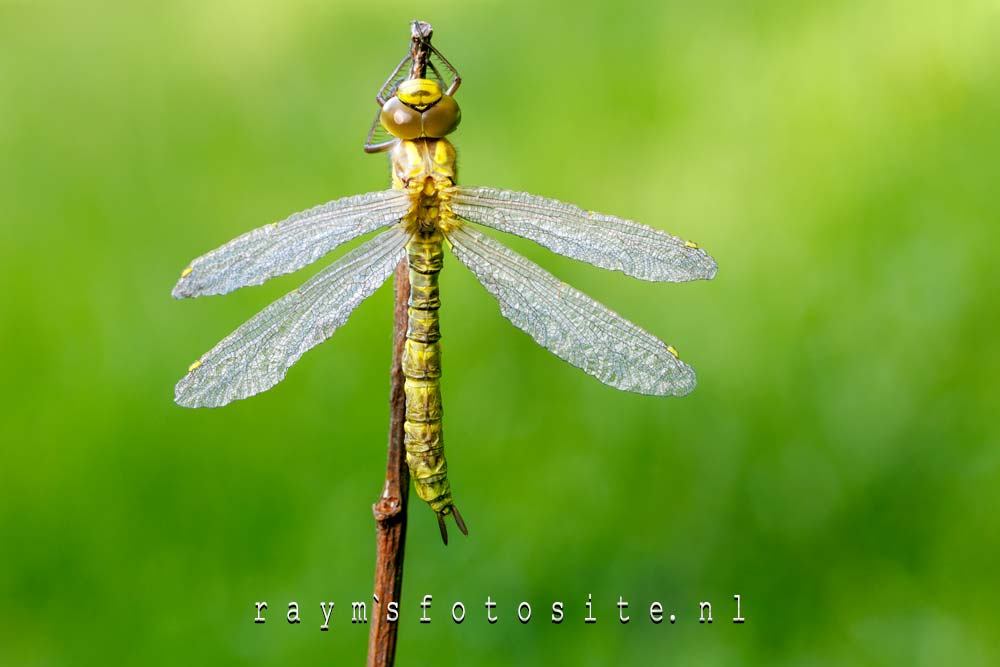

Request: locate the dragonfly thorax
(391, 138), (457, 189)
(380, 78), (461, 141)
(391, 139), (459, 235)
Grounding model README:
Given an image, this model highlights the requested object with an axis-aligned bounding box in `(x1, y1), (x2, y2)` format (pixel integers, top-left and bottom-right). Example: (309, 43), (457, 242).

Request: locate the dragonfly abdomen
(402, 230), (466, 542)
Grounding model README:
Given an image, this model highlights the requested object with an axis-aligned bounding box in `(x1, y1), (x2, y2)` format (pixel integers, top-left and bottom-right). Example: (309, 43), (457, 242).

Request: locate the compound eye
(380, 97), (422, 139)
(397, 78), (443, 108)
(420, 95), (461, 138)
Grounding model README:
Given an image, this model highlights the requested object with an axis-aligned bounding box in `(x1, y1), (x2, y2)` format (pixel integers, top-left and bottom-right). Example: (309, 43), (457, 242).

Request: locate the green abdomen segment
(403, 230), (466, 542)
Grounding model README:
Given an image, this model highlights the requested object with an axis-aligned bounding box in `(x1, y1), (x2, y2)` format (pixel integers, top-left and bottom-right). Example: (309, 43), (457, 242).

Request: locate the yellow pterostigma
(171, 21), (717, 544)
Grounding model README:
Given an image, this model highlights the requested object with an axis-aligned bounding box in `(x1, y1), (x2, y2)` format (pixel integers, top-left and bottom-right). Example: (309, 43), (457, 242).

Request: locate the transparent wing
(173, 189), (411, 298)
(446, 224), (697, 397)
(450, 186), (717, 283)
(175, 226), (409, 408)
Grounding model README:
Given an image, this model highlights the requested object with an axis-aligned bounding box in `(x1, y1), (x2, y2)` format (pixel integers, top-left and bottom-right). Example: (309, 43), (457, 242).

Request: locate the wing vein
(446, 224), (696, 396)
(451, 186), (717, 283)
(175, 226), (410, 407)
(173, 189), (411, 298)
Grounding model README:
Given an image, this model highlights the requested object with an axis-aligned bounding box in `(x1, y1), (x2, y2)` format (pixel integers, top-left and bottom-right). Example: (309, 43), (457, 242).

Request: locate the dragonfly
(172, 21), (717, 544)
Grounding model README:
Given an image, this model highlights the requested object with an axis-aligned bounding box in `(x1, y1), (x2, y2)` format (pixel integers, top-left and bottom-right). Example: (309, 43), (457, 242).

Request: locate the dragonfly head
(380, 78), (461, 141)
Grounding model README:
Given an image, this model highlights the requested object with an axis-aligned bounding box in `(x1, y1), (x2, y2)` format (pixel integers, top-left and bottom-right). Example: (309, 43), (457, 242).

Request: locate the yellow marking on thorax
(433, 140), (453, 169)
(684, 240), (700, 249)
(392, 139), (461, 236)
(180, 267), (193, 278)
(188, 360), (202, 372)
(391, 139), (457, 188)
(666, 345), (680, 359)
(404, 141), (424, 170)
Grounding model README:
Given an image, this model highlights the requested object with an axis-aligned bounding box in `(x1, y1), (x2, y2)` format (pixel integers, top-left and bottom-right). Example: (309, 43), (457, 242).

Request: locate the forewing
(173, 189), (411, 298)
(446, 224), (697, 397)
(450, 186), (717, 283)
(175, 226), (409, 408)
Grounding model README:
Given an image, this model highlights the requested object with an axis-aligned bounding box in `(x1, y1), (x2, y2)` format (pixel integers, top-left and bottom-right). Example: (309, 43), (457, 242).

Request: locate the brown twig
(367, 260), (411, 667)
(367, 22), (439, 667)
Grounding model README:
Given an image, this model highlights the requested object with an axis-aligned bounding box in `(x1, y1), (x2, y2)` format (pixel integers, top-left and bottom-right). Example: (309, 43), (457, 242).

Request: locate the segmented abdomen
(402, 230), (455, 516)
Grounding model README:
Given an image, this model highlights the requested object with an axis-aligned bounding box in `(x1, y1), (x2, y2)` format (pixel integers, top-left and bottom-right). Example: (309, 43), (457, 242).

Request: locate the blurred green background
(2, 1), (998, 664)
